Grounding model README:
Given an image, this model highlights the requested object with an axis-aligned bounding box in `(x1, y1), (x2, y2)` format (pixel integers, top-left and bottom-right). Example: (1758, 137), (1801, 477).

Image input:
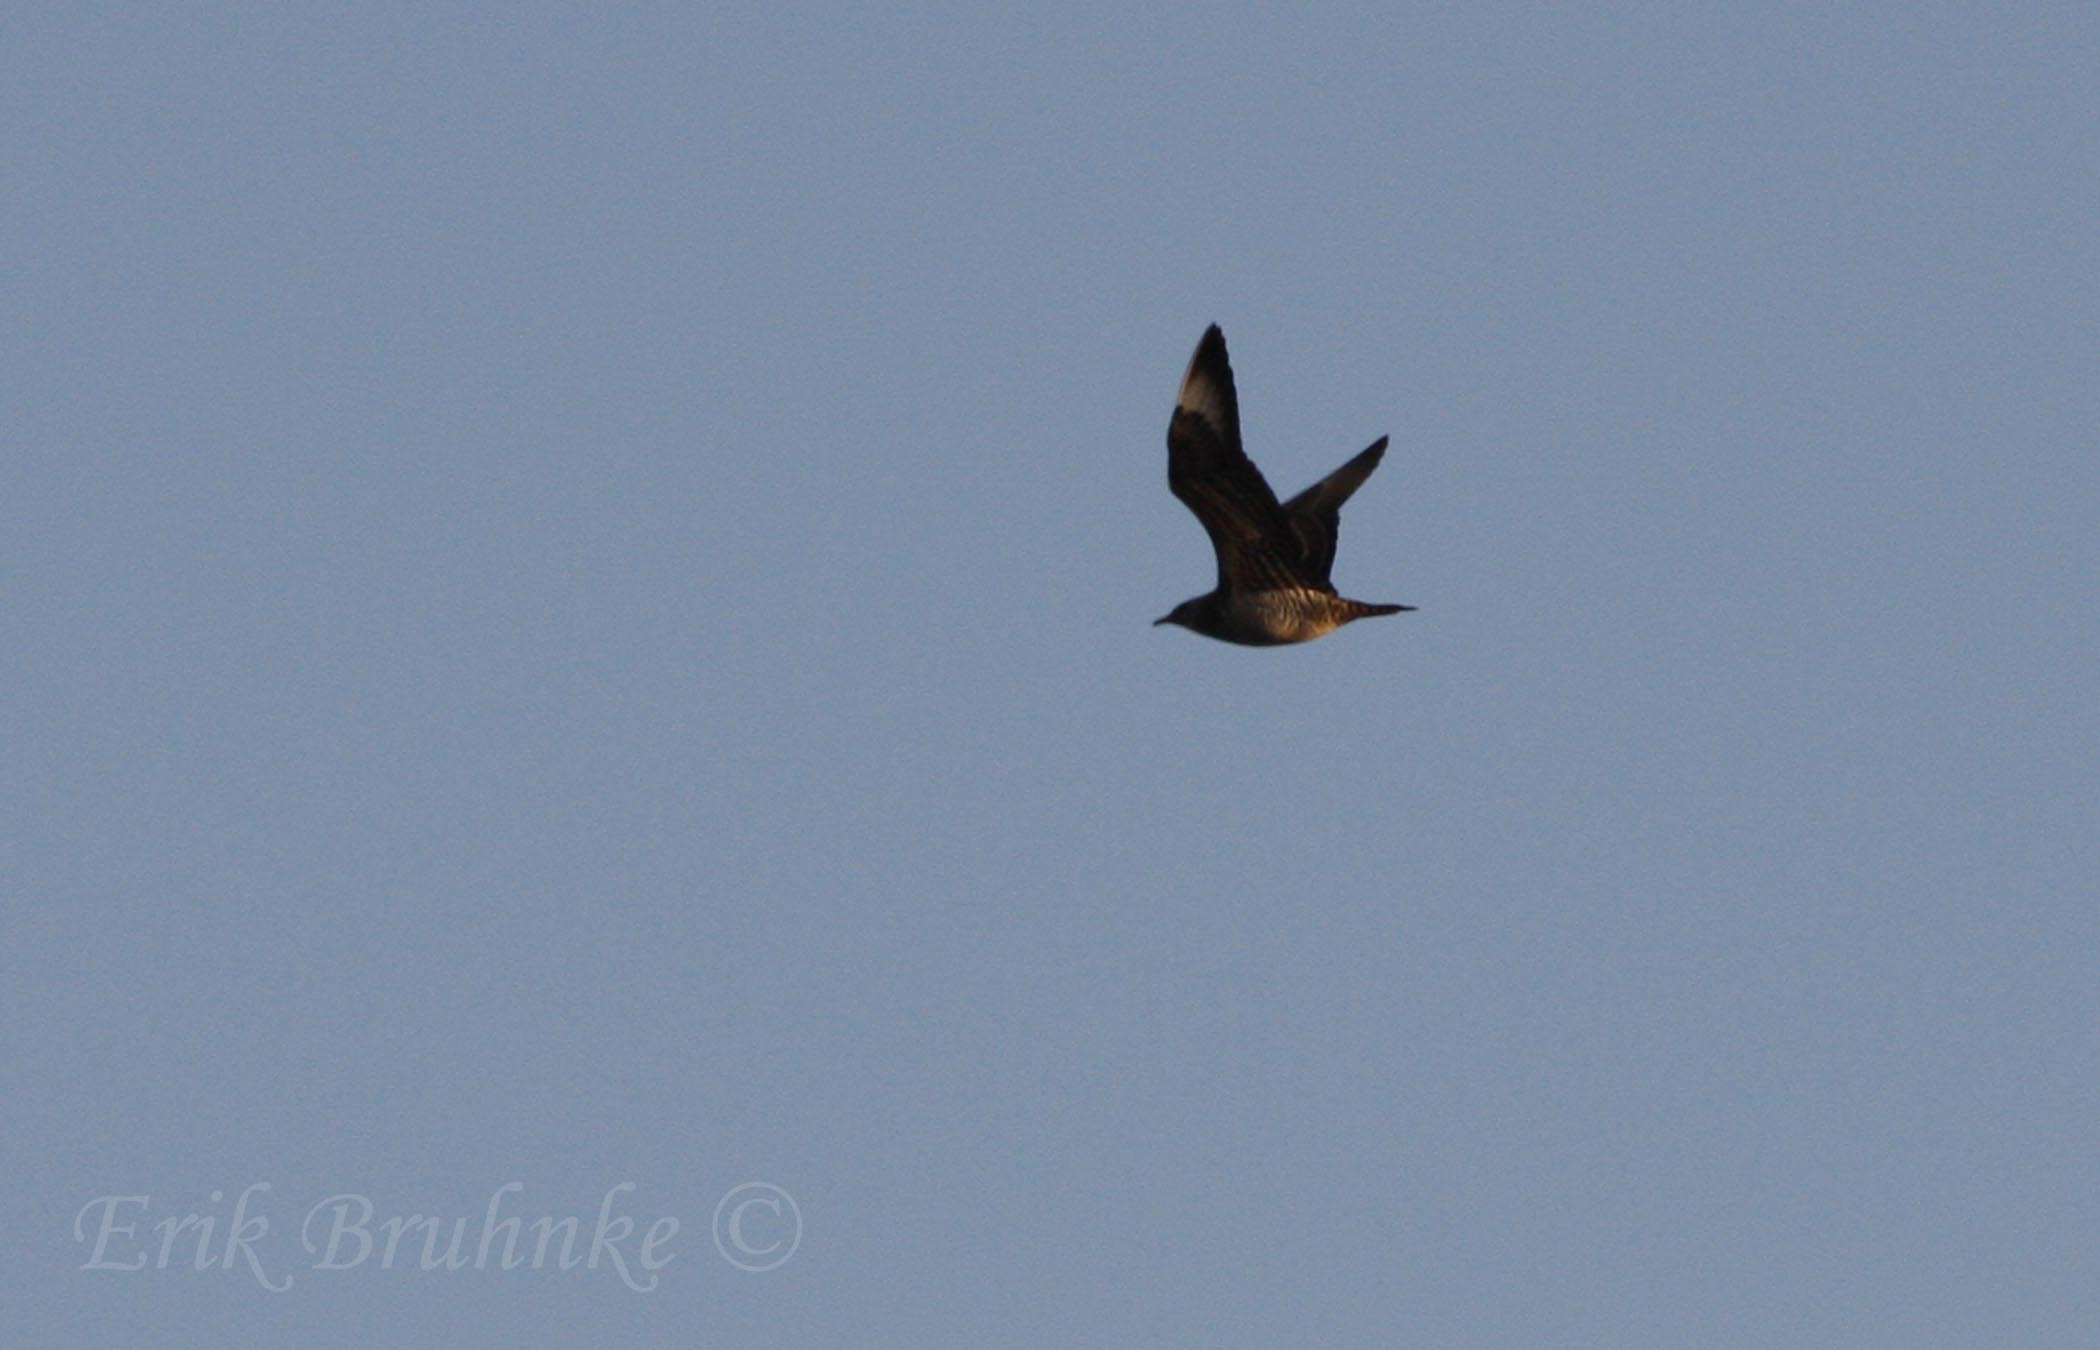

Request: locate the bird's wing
(1166, 326), (1309, 592)
(1280, 436), (1388, 586)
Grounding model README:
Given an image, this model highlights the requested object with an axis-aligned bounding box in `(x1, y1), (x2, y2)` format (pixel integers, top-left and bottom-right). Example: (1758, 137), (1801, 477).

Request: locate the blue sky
(9, 3), (2098, 1344)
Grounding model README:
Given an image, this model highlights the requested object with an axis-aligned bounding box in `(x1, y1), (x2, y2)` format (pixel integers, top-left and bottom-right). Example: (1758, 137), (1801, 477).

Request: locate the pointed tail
(1342, 599), (1415, 623)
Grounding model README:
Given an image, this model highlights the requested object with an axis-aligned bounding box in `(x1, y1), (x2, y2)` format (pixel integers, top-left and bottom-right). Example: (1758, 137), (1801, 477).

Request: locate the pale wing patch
(1176, 363), (1233, 438)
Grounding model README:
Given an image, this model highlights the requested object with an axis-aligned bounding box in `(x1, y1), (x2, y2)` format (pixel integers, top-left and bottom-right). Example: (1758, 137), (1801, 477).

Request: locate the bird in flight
(1155, 324), (1413, 645)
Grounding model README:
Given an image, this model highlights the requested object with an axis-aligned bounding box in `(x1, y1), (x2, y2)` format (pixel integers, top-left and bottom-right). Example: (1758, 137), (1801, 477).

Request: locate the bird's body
(1155, 325), (1412, 645)
(1157, 586), (1401, 647)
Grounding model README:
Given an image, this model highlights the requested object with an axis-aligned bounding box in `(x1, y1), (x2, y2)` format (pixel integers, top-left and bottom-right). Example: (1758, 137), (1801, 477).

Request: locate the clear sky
(9, 3), (2098, 1345)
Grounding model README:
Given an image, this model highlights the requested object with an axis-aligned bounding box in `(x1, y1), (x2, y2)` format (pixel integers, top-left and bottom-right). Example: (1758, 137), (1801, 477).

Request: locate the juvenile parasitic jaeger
(1155, 324), (1413, 645)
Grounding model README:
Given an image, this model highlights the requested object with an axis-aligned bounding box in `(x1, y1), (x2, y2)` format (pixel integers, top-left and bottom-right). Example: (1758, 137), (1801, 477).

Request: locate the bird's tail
(1343, 599), (1415, 623)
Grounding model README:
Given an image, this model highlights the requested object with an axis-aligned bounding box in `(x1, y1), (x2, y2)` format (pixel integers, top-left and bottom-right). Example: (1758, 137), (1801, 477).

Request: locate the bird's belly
(1221, 589), (1343, 645)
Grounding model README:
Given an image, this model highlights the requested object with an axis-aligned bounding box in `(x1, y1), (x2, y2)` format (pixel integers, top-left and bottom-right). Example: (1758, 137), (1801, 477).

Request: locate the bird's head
(1153, 597), (1206, 631)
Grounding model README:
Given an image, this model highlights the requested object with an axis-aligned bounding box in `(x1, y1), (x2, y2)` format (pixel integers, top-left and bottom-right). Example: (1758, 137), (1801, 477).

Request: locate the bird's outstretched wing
(1281, 436), (1388, 586)
(1166, 325), (1309, 592)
